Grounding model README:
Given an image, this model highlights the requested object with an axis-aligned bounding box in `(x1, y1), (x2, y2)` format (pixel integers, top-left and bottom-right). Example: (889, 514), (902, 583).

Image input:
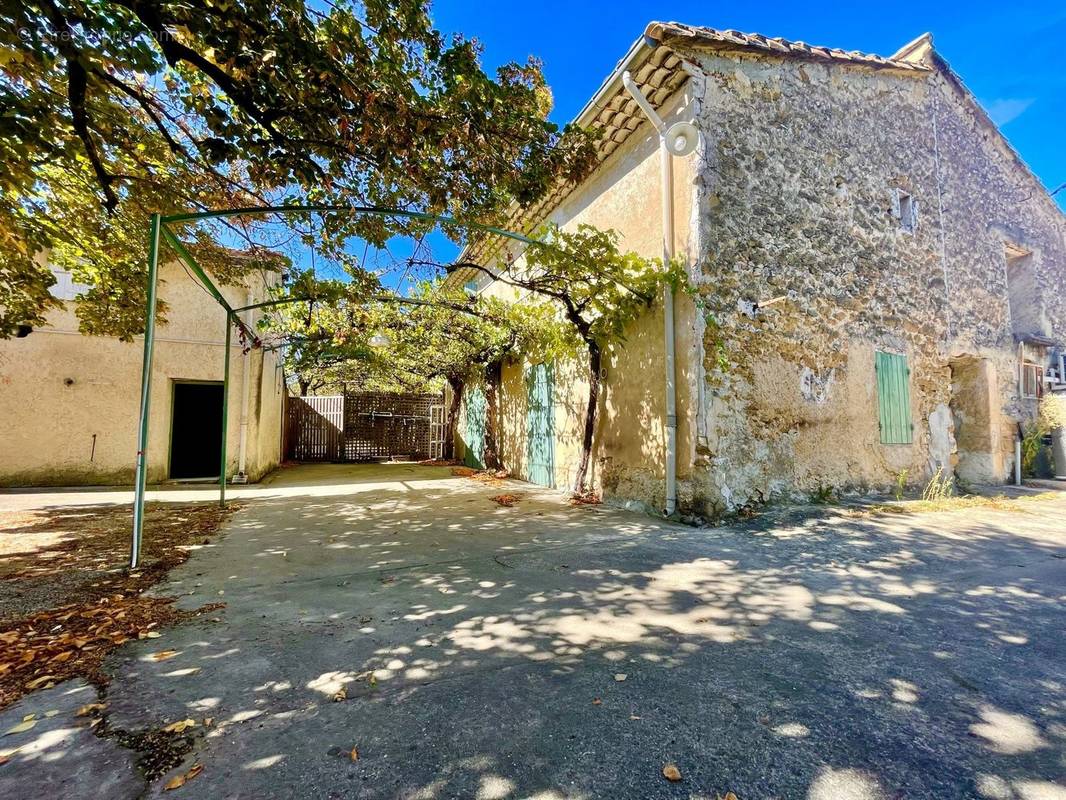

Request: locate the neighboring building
(448, 22), (1066, 516)
(0, 259), (285, 486)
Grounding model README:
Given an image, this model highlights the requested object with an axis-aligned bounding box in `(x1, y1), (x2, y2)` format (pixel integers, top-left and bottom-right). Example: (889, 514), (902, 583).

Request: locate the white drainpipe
(623, 71), (680, 516)
(234, 290), (253, 483)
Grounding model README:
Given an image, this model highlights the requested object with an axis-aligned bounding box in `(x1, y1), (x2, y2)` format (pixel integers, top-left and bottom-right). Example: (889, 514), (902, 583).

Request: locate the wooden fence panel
(286, 395), (343, 461)
(286, 391), (443, 462)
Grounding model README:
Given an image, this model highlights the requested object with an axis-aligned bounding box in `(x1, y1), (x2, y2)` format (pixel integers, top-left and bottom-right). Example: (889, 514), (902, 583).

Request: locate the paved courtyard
(1, 464), (1064, 799)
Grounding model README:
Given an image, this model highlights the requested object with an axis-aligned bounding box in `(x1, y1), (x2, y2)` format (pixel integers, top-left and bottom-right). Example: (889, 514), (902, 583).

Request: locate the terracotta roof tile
(647, 22), (931, 72)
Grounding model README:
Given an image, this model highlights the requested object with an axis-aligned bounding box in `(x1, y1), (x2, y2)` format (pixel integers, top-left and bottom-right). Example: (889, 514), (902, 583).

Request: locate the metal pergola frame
(130, 205), (538, 568)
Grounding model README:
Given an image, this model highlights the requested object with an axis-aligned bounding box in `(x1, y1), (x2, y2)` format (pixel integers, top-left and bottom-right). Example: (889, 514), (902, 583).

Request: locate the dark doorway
(170, 382), (224, 479)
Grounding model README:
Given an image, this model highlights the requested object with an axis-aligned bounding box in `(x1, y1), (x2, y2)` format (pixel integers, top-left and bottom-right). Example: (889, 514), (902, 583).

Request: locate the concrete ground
(1, 463), (1065, 799)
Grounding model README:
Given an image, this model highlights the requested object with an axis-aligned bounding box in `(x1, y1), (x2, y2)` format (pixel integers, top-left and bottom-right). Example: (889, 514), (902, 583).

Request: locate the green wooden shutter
(875, 351), (913, 444)
(463, 387), (487, 468)
(525, 363), (555, 488)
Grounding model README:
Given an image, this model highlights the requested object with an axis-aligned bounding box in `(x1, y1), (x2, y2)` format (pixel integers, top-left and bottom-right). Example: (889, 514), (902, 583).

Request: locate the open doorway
(170, 381), (224, 479)
(949, 357), (1002, 484)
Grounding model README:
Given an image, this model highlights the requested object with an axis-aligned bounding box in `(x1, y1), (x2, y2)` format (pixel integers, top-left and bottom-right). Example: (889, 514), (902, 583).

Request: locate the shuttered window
(875, 351), (913, 444)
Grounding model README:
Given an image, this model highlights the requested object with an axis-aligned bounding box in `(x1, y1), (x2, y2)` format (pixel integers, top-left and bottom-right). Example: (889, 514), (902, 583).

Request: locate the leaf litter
(0, 502), (233, 708)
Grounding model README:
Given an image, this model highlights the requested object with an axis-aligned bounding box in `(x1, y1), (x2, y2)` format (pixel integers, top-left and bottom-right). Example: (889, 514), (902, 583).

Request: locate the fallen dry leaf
(349, 746), (359, 762)
(332, 687), (347, 702)
(162, 719), (197, 733)
(592, 698), (602, 705)
(146, 631), (162, 639)
(164, 774), (186, 791)
(663, 763), (682, 782)
(203, 717), (214, 727)
(489, 493), (523, 507)
(24, 675), (58, 690)
(164, 763), (204, 791)
(614, 673), (627, 682)
(719, 793), (739, 800)
(569, 490), (602, 506)
(151, 650), (179, 662)
(75, 703), (106, 717)
(3, 719), (35, 736)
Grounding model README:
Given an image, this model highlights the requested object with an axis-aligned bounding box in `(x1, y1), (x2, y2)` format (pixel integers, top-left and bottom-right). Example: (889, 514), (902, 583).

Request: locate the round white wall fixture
(665, 121), (699, 157)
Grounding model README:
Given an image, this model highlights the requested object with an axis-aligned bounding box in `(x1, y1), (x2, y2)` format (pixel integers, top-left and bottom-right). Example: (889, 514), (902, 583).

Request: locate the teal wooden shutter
(463, 387), (487, 468)
(525, 363), (555, 487)
(875, 351), (913, 444)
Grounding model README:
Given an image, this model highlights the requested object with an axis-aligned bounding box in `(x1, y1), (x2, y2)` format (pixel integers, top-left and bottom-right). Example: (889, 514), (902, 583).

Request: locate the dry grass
(0, 502), (233, 708)
(849, 491), (1062, 518)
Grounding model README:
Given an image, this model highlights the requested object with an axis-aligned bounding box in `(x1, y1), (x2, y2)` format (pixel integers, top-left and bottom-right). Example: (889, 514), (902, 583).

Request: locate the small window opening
(894, 189), (917, 233)
(48, 266), (90, 301)
(1021, 362), (1045, 399)
(1005, 243), (1050, 339)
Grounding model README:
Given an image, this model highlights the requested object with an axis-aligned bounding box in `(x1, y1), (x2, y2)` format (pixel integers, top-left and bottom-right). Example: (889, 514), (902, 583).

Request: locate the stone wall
(679, 46), (1065, 513)
(927, 66), (1066, 473)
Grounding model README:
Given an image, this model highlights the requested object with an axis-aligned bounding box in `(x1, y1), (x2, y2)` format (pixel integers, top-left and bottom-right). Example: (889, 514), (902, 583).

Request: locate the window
(1004, 244), (1050, 339)
(875, 351), (913, 444)
(48, 267), (90, 301)
(1021, 362), (1045, 399)
(893, 189), (918, 233)
(463, 270), (494, 296)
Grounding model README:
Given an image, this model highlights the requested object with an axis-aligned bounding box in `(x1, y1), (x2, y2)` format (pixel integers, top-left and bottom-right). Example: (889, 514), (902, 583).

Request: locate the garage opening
(170, 381), (224, 479)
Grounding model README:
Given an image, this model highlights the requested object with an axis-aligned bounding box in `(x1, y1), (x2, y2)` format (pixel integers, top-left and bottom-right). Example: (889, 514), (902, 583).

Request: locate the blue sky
(432, 0), (1065, 209)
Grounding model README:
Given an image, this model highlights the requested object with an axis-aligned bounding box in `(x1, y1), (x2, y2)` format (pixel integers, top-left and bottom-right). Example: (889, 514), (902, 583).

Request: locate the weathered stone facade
(452, 24), (1065, 517)
(677, 35), (1065, 513)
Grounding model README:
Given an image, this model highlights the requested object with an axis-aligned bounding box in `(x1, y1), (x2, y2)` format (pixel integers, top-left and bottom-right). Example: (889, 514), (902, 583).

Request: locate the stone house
(448, 21), (1066, 516)
(0, 259), (285, 486)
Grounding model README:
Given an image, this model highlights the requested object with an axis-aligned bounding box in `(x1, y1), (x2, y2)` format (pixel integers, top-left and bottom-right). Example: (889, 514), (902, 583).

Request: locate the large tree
(1, 0), (597, 336)
(264, 277), (572, 462)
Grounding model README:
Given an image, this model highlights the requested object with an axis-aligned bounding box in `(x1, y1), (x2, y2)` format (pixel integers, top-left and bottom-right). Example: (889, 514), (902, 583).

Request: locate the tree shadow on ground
(2, 470), (1064, 799)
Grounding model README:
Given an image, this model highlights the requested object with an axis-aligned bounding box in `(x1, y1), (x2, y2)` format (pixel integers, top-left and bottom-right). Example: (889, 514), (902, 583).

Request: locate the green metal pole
(131, 213), (162, 569)
(220, 311), (232, 507)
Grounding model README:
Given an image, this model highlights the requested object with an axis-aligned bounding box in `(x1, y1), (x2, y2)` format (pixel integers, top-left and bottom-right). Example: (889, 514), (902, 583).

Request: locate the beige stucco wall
(0, 260), (284, 486)
(457, 86), (701, 510)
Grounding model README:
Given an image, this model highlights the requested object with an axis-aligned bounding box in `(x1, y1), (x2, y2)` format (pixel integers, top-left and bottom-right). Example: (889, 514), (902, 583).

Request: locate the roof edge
(646, 21), (930, 74)
(890, 32), (934, 64)
(927, 49), (1064, 220)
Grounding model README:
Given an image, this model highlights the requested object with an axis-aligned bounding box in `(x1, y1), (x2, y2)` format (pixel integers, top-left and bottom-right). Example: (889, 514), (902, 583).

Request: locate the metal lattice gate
(286, 391), (444, 462)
